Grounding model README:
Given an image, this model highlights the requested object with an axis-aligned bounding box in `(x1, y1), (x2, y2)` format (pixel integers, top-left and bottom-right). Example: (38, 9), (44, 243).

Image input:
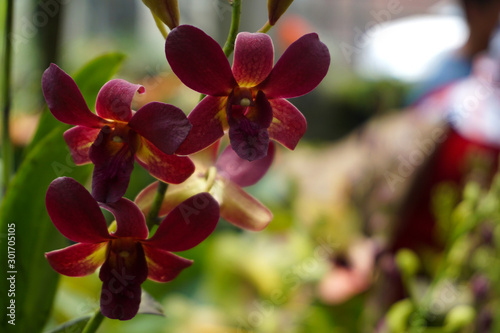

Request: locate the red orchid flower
(136, 141), (274, 231)
(165, 25), (330, 161)
(42, 64), (195, 203)
(45, 177), (219, 320)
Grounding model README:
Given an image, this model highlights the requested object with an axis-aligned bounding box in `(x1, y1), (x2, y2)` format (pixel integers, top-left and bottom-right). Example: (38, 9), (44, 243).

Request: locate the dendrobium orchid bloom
(42, 64), (195, 203)
(136, 141), (274, 231)
(45, 177), (219, 320)
(166, 25), (330, 161)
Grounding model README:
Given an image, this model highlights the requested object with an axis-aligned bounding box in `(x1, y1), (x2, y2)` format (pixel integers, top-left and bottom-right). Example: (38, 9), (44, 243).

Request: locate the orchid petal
(233, 32), (274, 87)
(145, 193), (219, 252)
(45, 242), (107, 277)
(89, 127), (136, 203)
(191, 140), (221, 170)
(63, 126), (100, 165)
(129, 102), (191, 155)
(135, 138), (195, 184)
(258, 33), (330, 98)
(42, 64), (107, 127)
(46, 177), (111, 243)
(176, 96), (227, 155)
(228, 119), (269, 162)
(227, 91), (272, 161)
(143, 245), (192, 282)
(101, 198), (149, 240)
(166, 25), (236, 96)
(135, 177), (208, 217)
(95, 79), (145, 122)
(219, 179), (273, 231)
(99, 242), (148, 320)
(245, 90), (274, 128)
(216, 141), (275, 187)
(268, 98), (306, 150)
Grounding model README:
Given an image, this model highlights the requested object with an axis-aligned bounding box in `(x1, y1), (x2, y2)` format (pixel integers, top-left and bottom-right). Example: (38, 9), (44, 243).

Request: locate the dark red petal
(216, 141), (275, 187)
(46, 177), (111, 243)
(45, 242), (107, 277)
(228, 119), (270, 162)
(99, 242), (148, 320)
(95, 79), (145, 122)
(226, 91), (273, 162)
(89, 128), (136, 203)
(135, 138), (195, 184)
(166, 25), (236, 96)
(63, 126), (100, 165)
(232, 32), (274, 87)
(100, 198), (148, 240)
(268, 98), (306, 150)
(142, 245), (192, 282)
(258, 33), (330, 98)
(129, 102), (192, 155)
(145, 193), (219, 252)
(176, 96), (227, 155)
(42, 64), (108, 127)
(220, 179), (273, 231)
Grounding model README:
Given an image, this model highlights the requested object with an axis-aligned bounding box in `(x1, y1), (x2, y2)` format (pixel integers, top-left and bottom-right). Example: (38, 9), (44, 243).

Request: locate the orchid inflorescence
(42, 0), (330, 322)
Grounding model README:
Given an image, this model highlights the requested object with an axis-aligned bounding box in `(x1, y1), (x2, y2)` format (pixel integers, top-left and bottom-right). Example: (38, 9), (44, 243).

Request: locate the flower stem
(258, 21), (272, 33)
(222, 0), (242, 58)
(146, 181), (168, 229)
(151, 11), (169, 40)
(81, 309), (105, 333)
(2, 0), (14, 195)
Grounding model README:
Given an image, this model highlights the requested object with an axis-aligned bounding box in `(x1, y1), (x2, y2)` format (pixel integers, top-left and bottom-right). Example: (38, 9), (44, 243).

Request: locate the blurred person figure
(409, 0), (500, 103)
(392, 54), (500, 251)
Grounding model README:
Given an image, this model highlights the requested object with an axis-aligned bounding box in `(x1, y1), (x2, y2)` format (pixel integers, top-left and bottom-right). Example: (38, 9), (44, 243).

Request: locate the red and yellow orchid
(45, 177), (219, 320)
(165, 25), (330, 161)
(136, 141), (274, 231)
(42, 64), (195, 203)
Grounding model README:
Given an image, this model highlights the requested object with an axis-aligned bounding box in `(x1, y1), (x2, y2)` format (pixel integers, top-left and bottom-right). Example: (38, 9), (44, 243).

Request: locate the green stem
(81, 309), (105, 333)
(2, 0), (14, 195)
(146, 181), (168, 229)
(222, 0), (242, 58)
(151, 11), (169, 40)
(258, 21), (272, 33)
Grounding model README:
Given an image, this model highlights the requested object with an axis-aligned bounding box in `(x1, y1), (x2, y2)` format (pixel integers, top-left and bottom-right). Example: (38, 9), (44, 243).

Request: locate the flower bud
(444, 305), (475, 331)
(268, 0), (294, 26)
(395, 249), (420, 277)
(142, 0), (179, 30)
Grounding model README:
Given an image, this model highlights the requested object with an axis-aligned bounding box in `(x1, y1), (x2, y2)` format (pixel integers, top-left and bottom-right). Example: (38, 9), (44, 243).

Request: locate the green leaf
(0, 128), (92, 333)
(26, 52), (126, 154)
(44, 316), (91, 333)
(0, 53), (125, 333)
